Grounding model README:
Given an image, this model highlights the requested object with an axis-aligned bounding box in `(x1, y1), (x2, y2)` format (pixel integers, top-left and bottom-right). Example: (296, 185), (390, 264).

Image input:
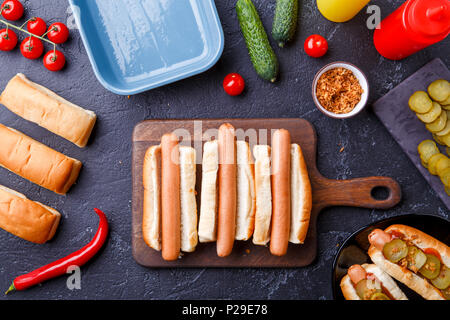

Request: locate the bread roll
(142, 146), (161, 251)
(179, 146), (198, 252)
(289, 144), (312, 244)
(0, 185), (60, 244)
(0, 124), (82, 195)
(235, 141), (255, 241)
(0, 73), (97, 148)
(198, 140), (219, 243)
(252, 145), (272, 246)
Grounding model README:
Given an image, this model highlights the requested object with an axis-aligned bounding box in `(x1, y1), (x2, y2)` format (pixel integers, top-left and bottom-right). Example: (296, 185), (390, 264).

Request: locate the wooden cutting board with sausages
(131, 119), (401, 267)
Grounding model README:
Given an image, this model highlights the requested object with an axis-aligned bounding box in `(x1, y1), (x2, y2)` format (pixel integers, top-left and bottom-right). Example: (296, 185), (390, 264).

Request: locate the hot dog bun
(289, 144), (312, 244)
(0, 185), (60, 244)
(0, 124), (82, 195)
(252, 145), (272, 246)
(340, 264), (408, 300)
(142, 145), (162, 251)
(368, 224), (449, 300)
(198, 140), (219, 243)
(179, 146), (198, 253)
(216, 123), (237, 257)
(161, 133), (181, 261)
(270, 129), (291, 256)
(0, 73), (96, 148)
(235, 141), (255, 241)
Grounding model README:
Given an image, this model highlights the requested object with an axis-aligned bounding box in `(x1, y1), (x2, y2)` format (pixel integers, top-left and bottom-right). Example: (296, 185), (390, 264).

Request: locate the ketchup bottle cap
(408, 0), (450, 38)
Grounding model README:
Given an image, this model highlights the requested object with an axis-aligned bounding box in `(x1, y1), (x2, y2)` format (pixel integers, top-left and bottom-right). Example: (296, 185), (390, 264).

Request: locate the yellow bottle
(317, 0), (371, 22)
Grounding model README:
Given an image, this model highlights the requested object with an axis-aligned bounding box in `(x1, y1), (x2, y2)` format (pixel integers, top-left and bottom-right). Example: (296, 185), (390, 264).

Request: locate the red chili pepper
(5, 208), (109, 294)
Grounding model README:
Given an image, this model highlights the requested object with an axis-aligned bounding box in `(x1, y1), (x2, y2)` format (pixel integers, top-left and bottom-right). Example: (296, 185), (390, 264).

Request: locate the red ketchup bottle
(374, 0), (450, 60)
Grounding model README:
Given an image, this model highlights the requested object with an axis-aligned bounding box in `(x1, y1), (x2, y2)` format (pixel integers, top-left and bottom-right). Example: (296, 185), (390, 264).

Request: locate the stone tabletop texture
(0, 0), (448, 300)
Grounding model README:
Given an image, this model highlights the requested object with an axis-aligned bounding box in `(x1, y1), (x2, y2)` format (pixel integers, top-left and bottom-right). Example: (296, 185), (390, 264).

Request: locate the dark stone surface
(0, 0), (448, 300)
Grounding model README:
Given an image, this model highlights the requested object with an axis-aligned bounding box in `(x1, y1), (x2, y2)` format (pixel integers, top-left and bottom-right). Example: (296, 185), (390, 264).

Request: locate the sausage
(160, 133), (181, 261)
(216, 123), (237, 257)
(347, 265), (367, 285)
(368, 229), (392, 251)
(270, 129), (291, 256)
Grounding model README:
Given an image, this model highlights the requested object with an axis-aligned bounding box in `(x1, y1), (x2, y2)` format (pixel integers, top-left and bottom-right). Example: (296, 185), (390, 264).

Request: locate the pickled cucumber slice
(419, 254), (441, 280)
(428, 79), (450, 102)
(440, 132), (450, 147)
(383, 239), (408, 263)
(434, 134), (446, 146)
(436, 157), (450, 177)
(426, 109), (447, 132)
(417, 102), (442, 123)
(435, 112), (450, 136)
(441, 93), (450, 106)
(428, 153), (447, 175)
(418, 140), (439, 163)
(355, 279), (381, 300)
(443, 104), (450, 111)
(370, 293), (390, 300)
(442, 286), (450, 299)
(406, 246), (427, 272)
(421, 159), (428, 169)
(439, 167), (450, 187)
(431, 266), (450, 290)
(409, 91), (433, 114)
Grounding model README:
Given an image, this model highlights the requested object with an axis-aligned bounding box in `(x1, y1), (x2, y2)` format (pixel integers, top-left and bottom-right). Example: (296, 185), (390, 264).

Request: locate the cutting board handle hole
(371, 186), (391, 201)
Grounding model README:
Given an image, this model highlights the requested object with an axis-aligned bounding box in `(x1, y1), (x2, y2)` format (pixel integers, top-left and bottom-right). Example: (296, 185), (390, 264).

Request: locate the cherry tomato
(0, 28), (17, 51)
(43, 50), (65, 71)
(0, 0), (23, 21)
(223, 73), (245, 96)
(46, 22), (69, 44)
(304, 34), (328, 58)
(27, 17), (47, 36)
(20, 36), (44, 59)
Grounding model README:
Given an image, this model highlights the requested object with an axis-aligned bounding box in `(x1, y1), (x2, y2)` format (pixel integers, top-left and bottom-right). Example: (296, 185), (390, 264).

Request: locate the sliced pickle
(370, 293), (390, 300)
(436, 157), (450, 177)
(417, 102), (442, 123)
(440, 131), (450, 147)
(431, 266), (450, 290)
(434, 134), (446, 146)
(435, 114), (450, 136)
(442, 286), (450, 300)
(443, 104), (450, 111)
(439, 167), (450, 187)
(428, 79), (450, 102)
(418, 140), (439, 163)
(426, 110), (447, 132)
(442, 94), (450, 106)
(428, 153), (447, 175)
(406, 246), (427, 272)
(355, 279), (381, 300)
(409, 91), (433, 113)
(419, 254), (441, 280)
(421, 159), (428, 169)
(383, 239), (408, 263)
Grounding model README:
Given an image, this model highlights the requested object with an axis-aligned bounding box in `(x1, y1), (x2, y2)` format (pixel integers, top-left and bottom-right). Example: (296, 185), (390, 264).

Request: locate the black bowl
(331, 213), (450, 300)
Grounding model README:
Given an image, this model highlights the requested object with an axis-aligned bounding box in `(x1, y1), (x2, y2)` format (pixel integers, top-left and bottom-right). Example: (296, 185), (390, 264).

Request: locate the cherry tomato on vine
(27, 17), (47, 36)
(43, 50), (65, 71)
(0, 28), (17, 51)
(223, 73), (245, 96)
(46, 22), (69, 44)
(1, 0), (23, 21)
(20, 37), (44, 59)
(304, 34), (328, 58)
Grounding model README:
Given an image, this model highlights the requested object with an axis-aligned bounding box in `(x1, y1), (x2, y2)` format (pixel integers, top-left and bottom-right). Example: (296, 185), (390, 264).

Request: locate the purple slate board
(373, 58), (450, 210)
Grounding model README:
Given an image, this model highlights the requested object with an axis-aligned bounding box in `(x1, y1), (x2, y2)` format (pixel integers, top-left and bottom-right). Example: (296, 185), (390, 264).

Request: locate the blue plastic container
(69, 0), (224, 95)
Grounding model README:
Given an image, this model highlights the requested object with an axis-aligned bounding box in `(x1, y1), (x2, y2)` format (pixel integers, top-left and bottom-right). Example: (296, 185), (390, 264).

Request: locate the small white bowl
(312, 62), (369, 119)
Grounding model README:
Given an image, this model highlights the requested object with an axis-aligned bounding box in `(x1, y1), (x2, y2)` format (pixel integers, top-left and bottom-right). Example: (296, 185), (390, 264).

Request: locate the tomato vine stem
(0, 17), (55, 46)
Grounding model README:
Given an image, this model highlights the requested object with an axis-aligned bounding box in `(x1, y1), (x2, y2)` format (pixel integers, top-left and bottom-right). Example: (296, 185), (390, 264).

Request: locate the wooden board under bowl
(132, 119), (401, 267)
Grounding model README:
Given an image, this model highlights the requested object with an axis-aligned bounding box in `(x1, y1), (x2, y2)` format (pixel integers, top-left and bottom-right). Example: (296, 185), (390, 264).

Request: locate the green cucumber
(236, 0), (279, 82)
(272, 0), (299, 47)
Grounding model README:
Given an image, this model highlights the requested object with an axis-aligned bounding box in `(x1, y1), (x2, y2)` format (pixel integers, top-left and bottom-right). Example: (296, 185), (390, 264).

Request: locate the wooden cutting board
(373, 58), (450, 210)
(131, 119), (401, 267)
